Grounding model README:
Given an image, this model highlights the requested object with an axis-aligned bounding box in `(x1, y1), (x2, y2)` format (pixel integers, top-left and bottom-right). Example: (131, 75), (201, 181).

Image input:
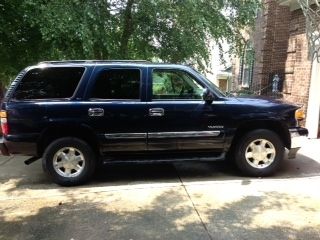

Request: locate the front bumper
(288, 127), (308, 159)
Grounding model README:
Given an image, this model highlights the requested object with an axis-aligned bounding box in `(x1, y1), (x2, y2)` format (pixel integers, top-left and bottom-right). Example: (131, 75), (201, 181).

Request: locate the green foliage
(0, 0), (261, 84)
(0, 0), (43, 85)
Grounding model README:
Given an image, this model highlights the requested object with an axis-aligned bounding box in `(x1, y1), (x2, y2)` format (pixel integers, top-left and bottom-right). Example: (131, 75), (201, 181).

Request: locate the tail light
(0, 111), (9, 135)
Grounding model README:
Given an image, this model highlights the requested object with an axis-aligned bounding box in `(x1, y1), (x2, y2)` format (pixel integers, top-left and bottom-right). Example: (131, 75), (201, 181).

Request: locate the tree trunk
(119, 0), (134, 59)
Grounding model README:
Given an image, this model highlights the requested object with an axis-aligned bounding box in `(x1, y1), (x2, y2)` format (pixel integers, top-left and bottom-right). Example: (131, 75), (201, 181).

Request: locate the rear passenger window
(91, 69), (140, 99)
(12, 67), (84, 100)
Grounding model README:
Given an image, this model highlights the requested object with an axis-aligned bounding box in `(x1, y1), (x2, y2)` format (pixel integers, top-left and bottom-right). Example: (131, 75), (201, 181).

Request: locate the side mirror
(202, 88), (214, 104)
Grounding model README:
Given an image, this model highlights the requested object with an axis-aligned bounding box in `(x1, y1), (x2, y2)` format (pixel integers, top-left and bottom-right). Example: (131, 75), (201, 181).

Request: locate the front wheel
(234, 129), (284, 177)
(42, 137), (96, 186)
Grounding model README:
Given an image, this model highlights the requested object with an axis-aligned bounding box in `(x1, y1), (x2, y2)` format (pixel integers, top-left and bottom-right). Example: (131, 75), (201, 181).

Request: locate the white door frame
(306, 58), (320, 138)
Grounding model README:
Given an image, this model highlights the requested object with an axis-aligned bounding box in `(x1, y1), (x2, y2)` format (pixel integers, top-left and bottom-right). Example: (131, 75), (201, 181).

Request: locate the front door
(84, 66), (148, 154)
(147, 68), (226, 151)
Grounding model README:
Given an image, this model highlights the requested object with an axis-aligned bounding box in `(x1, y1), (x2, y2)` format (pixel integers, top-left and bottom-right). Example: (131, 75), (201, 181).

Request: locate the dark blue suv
(0, 60), (308, 186)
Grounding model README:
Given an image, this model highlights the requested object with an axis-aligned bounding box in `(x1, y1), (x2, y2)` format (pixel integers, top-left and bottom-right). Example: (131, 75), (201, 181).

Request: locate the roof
(217, 71), (232, 80)
(35, 60), (192, 70)
(38, 60), (150, 65)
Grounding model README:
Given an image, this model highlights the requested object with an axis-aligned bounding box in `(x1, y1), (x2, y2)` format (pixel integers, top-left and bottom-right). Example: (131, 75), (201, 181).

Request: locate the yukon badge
(208, 125), (224, 129)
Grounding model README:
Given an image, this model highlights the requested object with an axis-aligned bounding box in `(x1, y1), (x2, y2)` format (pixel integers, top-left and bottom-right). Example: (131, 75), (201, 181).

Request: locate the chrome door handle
(88, 108), (104, 117)
(149, 108), (164, 117)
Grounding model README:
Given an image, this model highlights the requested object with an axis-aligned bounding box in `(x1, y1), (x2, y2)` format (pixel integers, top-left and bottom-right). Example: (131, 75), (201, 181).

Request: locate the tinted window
(91, 69), (140, 99)
(152, 69), (204, 100)
(12, 67), (84, 100)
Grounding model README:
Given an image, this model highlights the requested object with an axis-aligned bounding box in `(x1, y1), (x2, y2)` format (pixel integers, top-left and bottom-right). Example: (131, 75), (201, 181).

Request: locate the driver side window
(152, 69), (204, 100)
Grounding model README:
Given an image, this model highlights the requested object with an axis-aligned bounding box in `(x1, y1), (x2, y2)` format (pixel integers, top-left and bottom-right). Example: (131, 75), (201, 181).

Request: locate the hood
(235, 95), (299, 105)
(224, 95), (301, 111)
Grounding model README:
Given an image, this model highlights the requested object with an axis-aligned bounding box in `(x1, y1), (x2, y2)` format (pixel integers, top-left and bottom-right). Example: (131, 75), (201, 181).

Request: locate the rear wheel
(42, 137), (96, 186)
(234, 129), (284, 177)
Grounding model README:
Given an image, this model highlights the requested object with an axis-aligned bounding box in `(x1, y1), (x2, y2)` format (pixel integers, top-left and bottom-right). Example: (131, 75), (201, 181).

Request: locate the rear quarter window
(11, 67), (85, 100)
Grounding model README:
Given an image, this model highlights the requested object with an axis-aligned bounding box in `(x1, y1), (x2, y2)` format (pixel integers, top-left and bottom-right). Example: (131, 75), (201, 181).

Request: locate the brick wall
(284, 8), (312, 116)
(251, 9), (264, 92)
(252, 0), (312, 115)
(252, 0), (291, 93)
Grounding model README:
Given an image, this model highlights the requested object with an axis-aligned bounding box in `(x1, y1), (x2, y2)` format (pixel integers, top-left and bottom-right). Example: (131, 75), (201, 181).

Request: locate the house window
(242, 67), (251, 88)
(239, 45), (254, 89)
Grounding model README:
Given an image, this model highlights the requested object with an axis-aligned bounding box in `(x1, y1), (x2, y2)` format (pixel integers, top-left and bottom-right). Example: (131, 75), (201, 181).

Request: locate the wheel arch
(37, 124), (99, 157)
(230, 120), (291, 151)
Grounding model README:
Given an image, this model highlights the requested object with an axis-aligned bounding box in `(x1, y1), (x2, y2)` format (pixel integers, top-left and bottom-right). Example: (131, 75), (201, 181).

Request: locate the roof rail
(38, 60), (150, 64)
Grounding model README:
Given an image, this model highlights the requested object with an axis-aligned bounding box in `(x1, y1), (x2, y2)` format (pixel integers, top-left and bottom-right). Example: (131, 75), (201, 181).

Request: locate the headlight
(295, 109), (305, 121)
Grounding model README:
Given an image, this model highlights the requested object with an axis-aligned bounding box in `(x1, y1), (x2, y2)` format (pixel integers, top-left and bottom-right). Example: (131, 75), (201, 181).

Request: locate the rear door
(84, 66), (148, 154)
(146, 67), (226, 151)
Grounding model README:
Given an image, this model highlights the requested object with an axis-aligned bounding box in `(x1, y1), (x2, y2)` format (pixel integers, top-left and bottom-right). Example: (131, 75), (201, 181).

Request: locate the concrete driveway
(1, 140), (320, 240)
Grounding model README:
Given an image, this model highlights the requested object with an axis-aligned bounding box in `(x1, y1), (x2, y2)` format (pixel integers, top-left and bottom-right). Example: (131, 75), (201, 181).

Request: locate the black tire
(234, 129), (284, 177)
(42, 137), (96, 186)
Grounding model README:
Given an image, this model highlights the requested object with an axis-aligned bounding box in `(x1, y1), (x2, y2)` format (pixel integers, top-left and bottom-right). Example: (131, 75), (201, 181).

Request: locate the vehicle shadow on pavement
(277, 153), (320, 178)
(94, 162), (180, 183)
(1, 152), (320, 192)
(92, 160), (239, 185)
(0, 188), (319, 240)
(93, 152), (320, 184)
